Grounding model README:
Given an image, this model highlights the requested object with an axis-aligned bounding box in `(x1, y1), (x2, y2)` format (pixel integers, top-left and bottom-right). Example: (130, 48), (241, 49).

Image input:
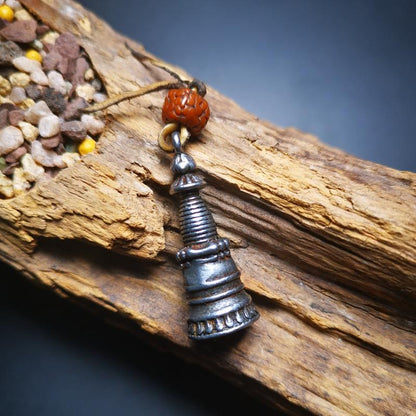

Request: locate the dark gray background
(1, 1), (415, 415)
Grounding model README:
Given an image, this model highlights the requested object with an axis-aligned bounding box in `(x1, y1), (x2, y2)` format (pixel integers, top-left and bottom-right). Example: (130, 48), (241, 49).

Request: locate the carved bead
(162, 88), (210, 135)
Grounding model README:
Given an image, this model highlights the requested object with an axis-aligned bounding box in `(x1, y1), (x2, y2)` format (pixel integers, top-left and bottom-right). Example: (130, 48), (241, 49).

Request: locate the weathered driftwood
(1, 1), (415, 414)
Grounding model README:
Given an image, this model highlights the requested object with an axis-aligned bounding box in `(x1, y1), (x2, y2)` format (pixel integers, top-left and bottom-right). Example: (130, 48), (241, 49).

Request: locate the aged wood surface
(0, 0), (415, 414)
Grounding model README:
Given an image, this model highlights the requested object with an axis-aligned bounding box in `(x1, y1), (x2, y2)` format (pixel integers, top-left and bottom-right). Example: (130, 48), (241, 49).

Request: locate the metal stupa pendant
(170, 135), (259, 340)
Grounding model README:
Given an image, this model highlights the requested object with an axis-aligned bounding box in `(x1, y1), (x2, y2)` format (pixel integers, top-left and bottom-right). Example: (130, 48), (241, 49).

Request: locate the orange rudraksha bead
(162, 88), (210, 135)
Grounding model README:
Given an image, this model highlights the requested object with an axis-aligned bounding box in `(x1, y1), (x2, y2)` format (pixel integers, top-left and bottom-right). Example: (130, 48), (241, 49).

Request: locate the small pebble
(41, 87), (66, 114)
(30, 69), (48, 85)
(75, 83), (95, 102)
(0, 19), (37, 43)
(20, 98), (35, 109)
(0, 41), (22, 66)
(55, 32), (80, 59)
(24, 100), (52, 124)
(8, 109), (24, 125)
(42, 48), (60, 71)
(38, 114), (60, 137)
(81, 114), (105, 135)
(93, 92), (107, 103)
(55, 142), (65, 155)
(2, 161), (18, 176)
(18, 120), (38, 141)
(12, 167), (31, 195)
(5, 0), (22, 10)
(91, 78), (102, 91)
(5, 145), (26, 163)
(0, 75), (11, 95)
(0, 109), (8, 128)
(61, 120), (86, 142)
(31, 39), (44, 51)
(12, 56), (42, 73)
(0, 125), (24, 155)
(9, 86), (26, 104)
(31, 139), (66, 168)
(36, 25), (50, 36)
(21, 153), (44, 181)
(0, 171), (14, 198)
(9, 71), (30, 87)
(25, 48), (42, 62)
(61, 151), (80, 167)
(57, 56), (75, 80)
(78, 137), (96, 155)
(62, 97), (87, 120)
(72, 57), (89, 86)
(40, 133), (61, 149)
(47, 70), (67, 94)
(84, 68), (94, 81)
(25, 84), (43, 100)
(0, 103), (17, 112)
(40, 31), (60, 45)
(14, 8), (33, 21)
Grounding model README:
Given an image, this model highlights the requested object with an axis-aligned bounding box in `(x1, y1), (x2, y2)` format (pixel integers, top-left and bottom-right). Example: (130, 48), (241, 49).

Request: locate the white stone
(75, 83), (95, 102)
(24, 101), (52, 124)
(81, 114), (105, 136)
(84, 68), (94, 81)
(0, 126), (24, 155)
(0, 75), (11, 95)
(47, 70), (67, 94)
(21, 153), (44, 181)
(12, 56), (42, 73)
(38, 115), (60, 138)
(9, 72), (30, 88)
(41, 31), (59, 45)
(17, 121), (38, 142)
(9, 86), (26, 104)
(6, 0), (22, 10)
(30, 70), (49, 86)
(14, 8), (33, 21)
(12, 167), (30, 196)
(31, 140), (66, 168)
(93, 92), (107, 103)
(61, 152), (80, 167)
(0, 172), (14, 198)
(31, 39), (43, 51)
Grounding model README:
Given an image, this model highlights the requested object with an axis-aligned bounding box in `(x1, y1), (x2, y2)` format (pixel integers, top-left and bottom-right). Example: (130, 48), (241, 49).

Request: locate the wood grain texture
(1, 1), (415, 414)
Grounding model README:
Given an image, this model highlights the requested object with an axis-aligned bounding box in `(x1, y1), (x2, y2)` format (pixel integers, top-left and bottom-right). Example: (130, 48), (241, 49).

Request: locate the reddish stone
(62, 97), (88, 120)
(0, 108), (9, 129)
(60, 120), (86, 142)
(5, 145), (27, 163)
(71, 57), (89, 86)
(2, 161), (18, 176)
(0, 103), (17, 112)
(8, 109), (24, 126)
(0, 20), (37, 43)
(40, 133), (62, 149)
(56, 56), (68, 77)
(36, 24), (50, 36)
(42, 49), (60, 72)
(55, 33), (80, 59)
